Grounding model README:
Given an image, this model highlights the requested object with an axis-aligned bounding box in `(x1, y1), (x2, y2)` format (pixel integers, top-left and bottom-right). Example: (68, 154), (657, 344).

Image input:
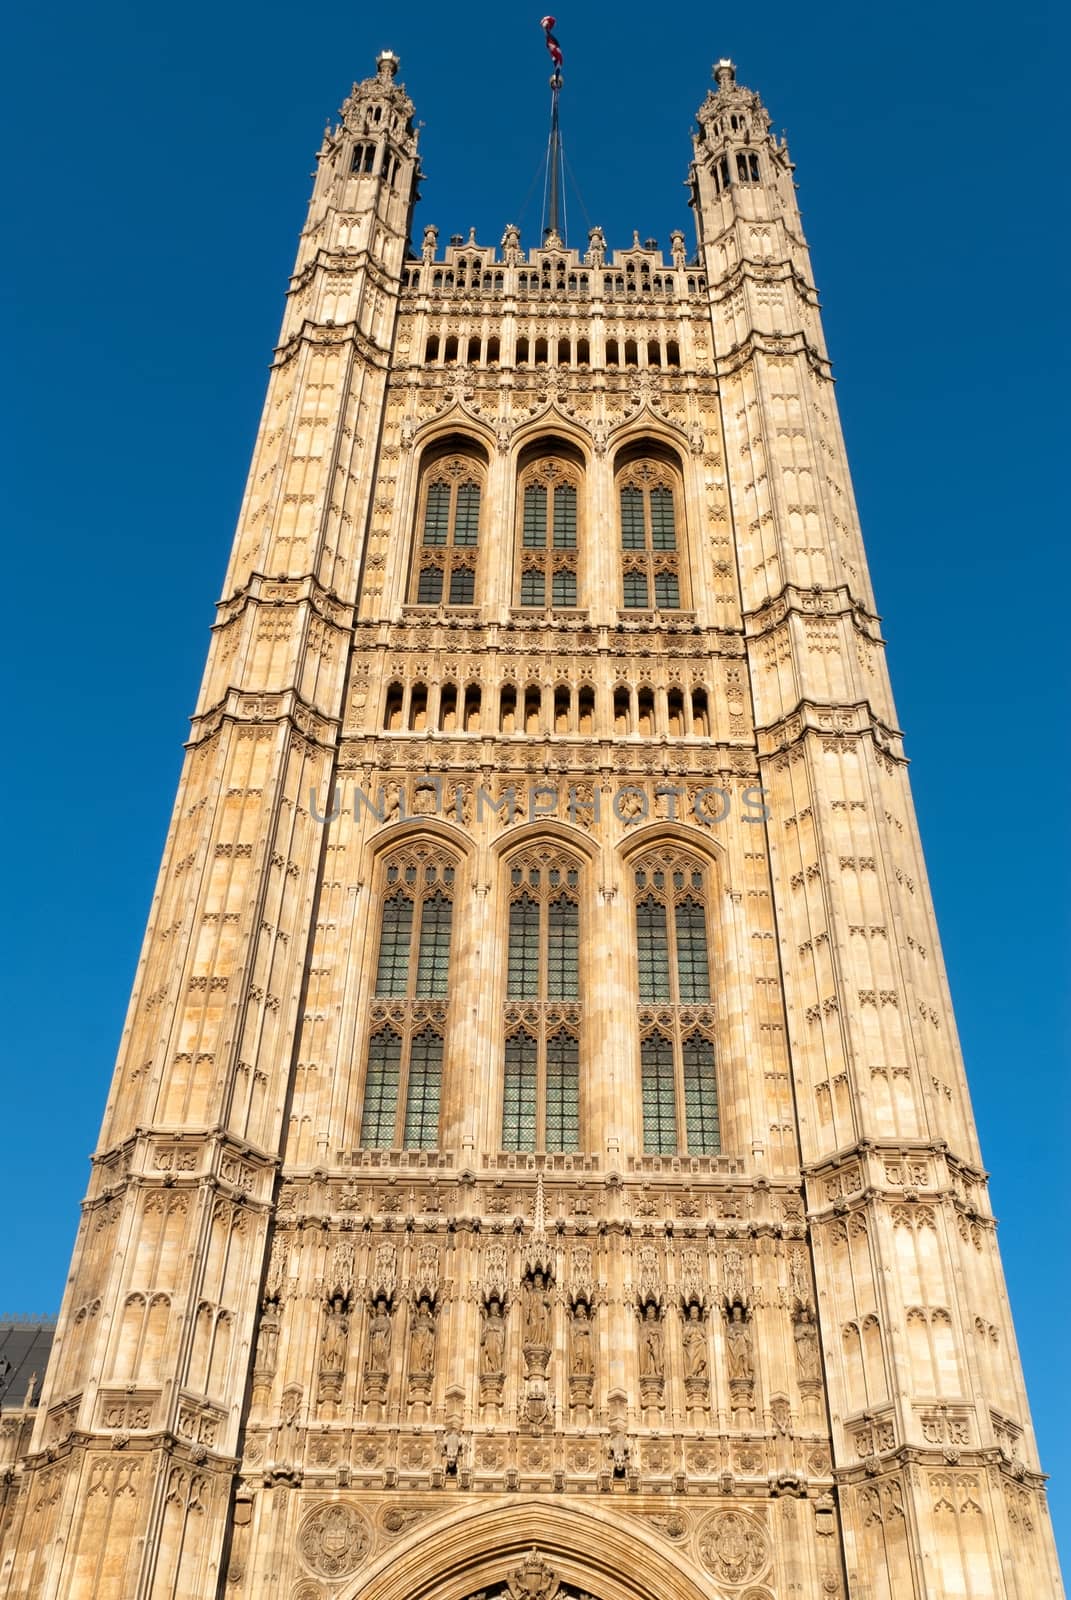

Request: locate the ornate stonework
(0, 49), (1061, 1600)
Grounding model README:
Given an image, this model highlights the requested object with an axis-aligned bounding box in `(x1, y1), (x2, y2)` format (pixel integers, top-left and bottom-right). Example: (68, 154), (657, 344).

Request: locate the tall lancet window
(410, 448), (484, 606)
(501, 847), (583, 1152)
(617, 458), (684, 611)
(633, 848), (720, 1155)
(516, 456), (581, 608)
(359, 844), (456, 1150)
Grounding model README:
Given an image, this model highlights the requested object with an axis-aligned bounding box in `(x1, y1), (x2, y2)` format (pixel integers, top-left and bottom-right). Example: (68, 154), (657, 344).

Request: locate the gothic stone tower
(0, 51), (1062, 1600)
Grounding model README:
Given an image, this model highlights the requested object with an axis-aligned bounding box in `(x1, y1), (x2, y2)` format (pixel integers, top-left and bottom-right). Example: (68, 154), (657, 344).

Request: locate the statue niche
(407, 1294), (437, 1406)
(681, 1300), (710, 1409)
(480, 1296), (507, 1406)
(362, 1294), (393, 1406)
(317, 1292), (350, 1412)
(568, 1298), (595, 1410)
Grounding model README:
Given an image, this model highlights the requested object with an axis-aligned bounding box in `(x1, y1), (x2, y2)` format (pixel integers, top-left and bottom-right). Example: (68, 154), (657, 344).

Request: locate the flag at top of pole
(541, 16), (563, 69)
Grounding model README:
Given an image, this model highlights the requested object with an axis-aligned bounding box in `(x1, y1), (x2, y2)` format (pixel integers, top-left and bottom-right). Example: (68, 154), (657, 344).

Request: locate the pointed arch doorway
(335, 1498), (725, 1600)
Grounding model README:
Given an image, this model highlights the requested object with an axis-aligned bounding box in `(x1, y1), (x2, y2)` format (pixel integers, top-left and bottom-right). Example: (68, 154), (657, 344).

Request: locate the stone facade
(0, 51), (1062, 1600)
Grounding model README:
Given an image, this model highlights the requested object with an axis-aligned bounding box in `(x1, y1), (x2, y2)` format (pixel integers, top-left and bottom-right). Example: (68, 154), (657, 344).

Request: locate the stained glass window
(503, 849), (584, 1152)
(517, 463), (580, 608)
(619, 467), (683, 611)
(361, 849), (457, 1150)
(634, 851), (719, 1155)
(410, 461), (482, 605)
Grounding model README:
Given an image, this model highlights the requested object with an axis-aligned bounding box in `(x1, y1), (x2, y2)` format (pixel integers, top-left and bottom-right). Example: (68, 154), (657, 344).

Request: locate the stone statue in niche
(726, 1304), (754, 1382)
(682, 1303), (708, 1379)
(255, 1300), (280, 1374)
(409, 1297), (436, 1377)
(366, 1297), (392, 1373)
(570, 1302), (594, 1377)
(794, 1307), (821, 1382)
(321, 1294), (350, 1374)
(639, 1303), (665, 1380)
(274, 1385), (302, 1476)
(524, 1271), (553, 1349)
(480, 1299), (506, 1377)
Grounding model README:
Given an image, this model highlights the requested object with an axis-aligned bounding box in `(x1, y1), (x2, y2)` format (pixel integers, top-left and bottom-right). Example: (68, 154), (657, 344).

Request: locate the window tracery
(502, 845), (583, 1152)
(617, 460), (683, 610)
(517, 457), (581, 609)
(359, 843), (457, 1150)
(410, 453), (483, 606)
(632, 846), (720, 1155)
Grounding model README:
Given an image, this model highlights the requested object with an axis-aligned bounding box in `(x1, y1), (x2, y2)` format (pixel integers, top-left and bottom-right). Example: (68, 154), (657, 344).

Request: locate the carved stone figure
(366, 1296), (392, 1373)
(639, 1303), (664, 1379)
(255, 1300), (280, 1372)
(682, 1303), (708, 1379)
(570, 1302), (593, 1376)
(726, 1304), (754, 1382)
(524, 1272), (552, 1348)
(409, 1298), (436, 1376)
(275, 1385), (301, 1471)
(321, 1294), (349, 1373)
(794, 1308), (821, 1382)
(481, 1300), (506, 1376)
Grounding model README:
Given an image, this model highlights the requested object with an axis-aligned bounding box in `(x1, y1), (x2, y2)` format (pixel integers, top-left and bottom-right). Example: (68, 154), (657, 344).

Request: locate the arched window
(516, 453), (581, 609)
(632, 847), (720, 1155)
(502, 846), (584, 1153)
(359, 845), (457, 1150)
(617, 457), (684, 611)
(410, 450), (484, 606)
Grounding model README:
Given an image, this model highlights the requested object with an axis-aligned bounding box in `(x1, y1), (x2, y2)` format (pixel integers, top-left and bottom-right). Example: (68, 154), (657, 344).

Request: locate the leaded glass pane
(641, 1035), (677, 1155)
(636, 896), (671, 1002)
(507, 894), (541, 997)
(553, 484), (577, 548)
(448, 566), (475, 604)
(417, 566), (444, 604)
(620, 486), (645, 549)
(546, 894), (579, 1000)
(415, 890), (452, 997)
(675, 897), (711, 1002)
(623, 569), (649, 608)
(502, 1032), (538, 1150)
(423, 482), (450, 546)
(552, 569), (577, 607)
(359, 1029), (401, 1147)
(682, 1036), (720, 1153)
(654, 571), (680, 608)
(545, 1033), (580, 1152)
(520, 568), (546, 606)
(453, 481), (480, 545)
(403, 1029), (443, 1149)
(650, 486), (676, 549)
(523, 484), (548, 548)
(375, 892), (413, 995)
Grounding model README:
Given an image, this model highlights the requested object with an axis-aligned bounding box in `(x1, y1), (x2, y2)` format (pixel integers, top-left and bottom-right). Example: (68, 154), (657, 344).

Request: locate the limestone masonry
(0, 51), (1062, 1600)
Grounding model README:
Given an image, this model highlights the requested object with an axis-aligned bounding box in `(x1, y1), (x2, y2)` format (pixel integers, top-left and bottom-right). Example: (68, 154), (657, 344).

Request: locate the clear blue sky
(3, 0), (1067, 1566)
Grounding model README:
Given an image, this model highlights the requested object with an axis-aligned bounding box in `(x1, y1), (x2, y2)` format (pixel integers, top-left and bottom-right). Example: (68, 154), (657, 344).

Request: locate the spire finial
(714, 58), (736, 90)
(376, 49), (399, 79)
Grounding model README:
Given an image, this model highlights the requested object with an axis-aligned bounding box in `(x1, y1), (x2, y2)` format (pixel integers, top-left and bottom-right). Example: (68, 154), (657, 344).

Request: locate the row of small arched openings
(401, 267), (708, 297)
(423, 334), (682, 369)
(383, 680), (712, 738)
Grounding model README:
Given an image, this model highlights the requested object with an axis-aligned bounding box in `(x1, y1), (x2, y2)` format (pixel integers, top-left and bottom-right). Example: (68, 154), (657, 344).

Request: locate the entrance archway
(338, 1497), (726, 1600)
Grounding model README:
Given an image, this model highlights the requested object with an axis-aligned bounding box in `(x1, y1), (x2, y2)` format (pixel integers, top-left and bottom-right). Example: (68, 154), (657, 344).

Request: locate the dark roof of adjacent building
(0, 1320), (56, 1407)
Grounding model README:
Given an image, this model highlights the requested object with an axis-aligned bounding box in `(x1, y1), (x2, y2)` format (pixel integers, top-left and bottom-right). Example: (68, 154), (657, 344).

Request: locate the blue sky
(3, 0), (1067, 1566)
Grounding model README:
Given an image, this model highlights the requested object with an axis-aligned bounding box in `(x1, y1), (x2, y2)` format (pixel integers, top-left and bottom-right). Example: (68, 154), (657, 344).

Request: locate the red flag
(541, 15), (563, 68)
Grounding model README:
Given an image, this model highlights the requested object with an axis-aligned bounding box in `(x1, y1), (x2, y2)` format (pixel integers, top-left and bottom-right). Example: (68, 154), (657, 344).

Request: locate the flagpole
(540, 16), (565, 244)
(546, 68), (563, 243)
